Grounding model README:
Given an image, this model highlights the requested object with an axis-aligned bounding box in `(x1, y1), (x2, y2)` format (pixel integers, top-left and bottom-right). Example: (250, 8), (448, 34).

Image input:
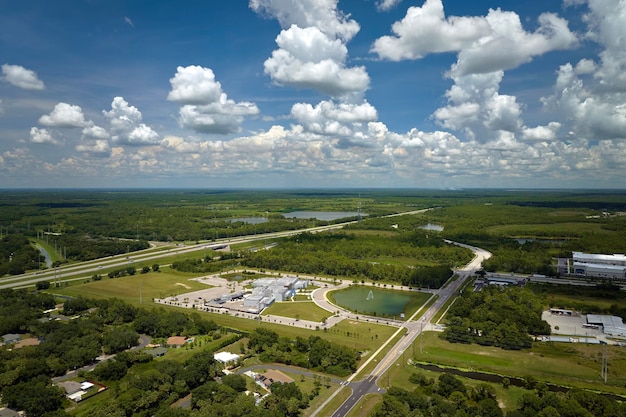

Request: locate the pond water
(331, 286), (412, 317)
(229, 217), (268, 224)
(419, 223), (444, 232)
(515, 238), (566, 245)
(284, 211), (366, 221)
(35, 243), (52, 268)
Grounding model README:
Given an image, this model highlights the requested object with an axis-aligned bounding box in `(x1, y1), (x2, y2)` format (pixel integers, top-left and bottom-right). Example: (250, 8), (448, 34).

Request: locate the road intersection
(1, 208), (493, 416)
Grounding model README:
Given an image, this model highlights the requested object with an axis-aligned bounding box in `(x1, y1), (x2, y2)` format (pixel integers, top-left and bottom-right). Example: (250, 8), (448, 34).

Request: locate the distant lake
(419, 223), (444, 232)
(284, 211), (366, 221)
(229, 217), (268, 224)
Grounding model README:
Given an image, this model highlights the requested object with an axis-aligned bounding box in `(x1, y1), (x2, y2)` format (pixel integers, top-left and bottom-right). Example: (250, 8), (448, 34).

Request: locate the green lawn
(415, 331), (626, 395)
(50, 269), (210, 306)
(385, 356), (528, 413)
(262, 301), (332, 322)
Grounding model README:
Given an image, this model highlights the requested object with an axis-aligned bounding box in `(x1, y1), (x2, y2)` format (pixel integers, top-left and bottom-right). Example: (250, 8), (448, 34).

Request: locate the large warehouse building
(561, 251), (626, 280)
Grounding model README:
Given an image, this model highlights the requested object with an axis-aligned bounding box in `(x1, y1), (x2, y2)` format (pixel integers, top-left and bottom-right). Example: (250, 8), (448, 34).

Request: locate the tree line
(373, 370), (626, 417)
(0, 292), (221, 416)
(247, 328), (360, 377)
(442, 286), (551, 350)
(0, 235), (40, 275)
(240, 231), (466, 287)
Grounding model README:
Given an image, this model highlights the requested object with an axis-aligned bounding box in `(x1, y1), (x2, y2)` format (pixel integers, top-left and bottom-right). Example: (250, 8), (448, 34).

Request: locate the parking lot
(541, 310), (603, 339)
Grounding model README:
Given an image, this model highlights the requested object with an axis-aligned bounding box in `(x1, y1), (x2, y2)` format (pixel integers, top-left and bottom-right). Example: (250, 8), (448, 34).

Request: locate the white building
(586, 314), (626, 337)
(244, 276), (308, 311)
(569, 252), (626, 280)
(214, 351), (240, 364)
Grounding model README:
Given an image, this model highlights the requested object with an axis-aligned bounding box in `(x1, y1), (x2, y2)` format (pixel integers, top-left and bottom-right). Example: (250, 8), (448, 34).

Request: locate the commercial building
(586, 314), (626, 337)
(242, 276), (309, 313)
(559, 252), (626, 280)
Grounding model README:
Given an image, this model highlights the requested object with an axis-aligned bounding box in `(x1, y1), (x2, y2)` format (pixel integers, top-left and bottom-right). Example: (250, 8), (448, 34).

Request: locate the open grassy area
(262, 301), (332, 322)
(541, 292), (625, 311)
(137, 302), (399, 359)
(49, 269), (210, 306)
(486, 222), (614, 237)
(273, 370), (340, 417)
(384, 354), (529, 413)
(415, 331), (626, 395)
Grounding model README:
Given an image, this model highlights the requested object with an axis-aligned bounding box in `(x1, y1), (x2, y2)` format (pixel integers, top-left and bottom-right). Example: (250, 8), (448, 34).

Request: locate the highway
(0, 209), (432, 290)
(3, 207), (491, 417)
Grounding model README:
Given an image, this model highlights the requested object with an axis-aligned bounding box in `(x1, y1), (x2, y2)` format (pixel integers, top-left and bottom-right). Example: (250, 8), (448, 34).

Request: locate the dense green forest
(423, 201), (626, 275)
(2, 189), (626, 279)
(0, 235), (41, 275)
(240, 231), (464, 287)
(372, 371), (626, 417)
(247, 328), (360, 377)
(442, 286), (551, 350)
(0, 290), (363, 417)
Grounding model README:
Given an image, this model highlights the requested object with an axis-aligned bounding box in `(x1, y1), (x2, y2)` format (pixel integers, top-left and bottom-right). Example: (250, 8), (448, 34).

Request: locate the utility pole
(601, 344), (608, 383)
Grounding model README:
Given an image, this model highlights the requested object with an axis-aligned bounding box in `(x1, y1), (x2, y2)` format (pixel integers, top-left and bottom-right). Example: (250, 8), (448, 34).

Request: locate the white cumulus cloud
(103, 96), (159, 145)
(265, 25), (369, 98)
(376, 0), (402, 12)
(252, 0), (369, 99)
(39, 103), (89, 128)
(82, 125), (109, 140)
(372, 0), (577, 76)
(168, 66), (259, 135)
(291, 100), (377, 136)
(451, 10), (578, 76)
(1, 64), (45, 90)
(522, 122), (562, 141)
(128, 124), (160, 145)
(76, 139), (111, 156)
(167, 66), (224, 105)
(541, 0), (626, 141)
(371, 0), (490, 60)
(249, 0), (360, 41)
(30, 127), (58, 144)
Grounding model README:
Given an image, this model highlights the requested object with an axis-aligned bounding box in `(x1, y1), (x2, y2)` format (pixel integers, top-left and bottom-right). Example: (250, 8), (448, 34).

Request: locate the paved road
(1, 209), (433, 290)
(313, 242), (492, 417)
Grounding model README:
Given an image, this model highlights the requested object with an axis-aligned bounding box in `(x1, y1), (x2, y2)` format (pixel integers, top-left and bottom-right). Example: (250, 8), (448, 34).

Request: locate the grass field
(486, 222), (614, 237)
(415, 331), (626, 395)
(50, 269), (210, 306)
(383, 354), (529, 413)
(541, 293), (625, 311)
(262, 301), (332, 322)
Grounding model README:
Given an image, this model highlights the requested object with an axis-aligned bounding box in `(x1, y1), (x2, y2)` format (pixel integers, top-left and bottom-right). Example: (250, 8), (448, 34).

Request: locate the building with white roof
(563, 252), (626, 280)
(244, 276), (308, 311)
(586, 314), (626, 337)
(214, 351), (240, 364)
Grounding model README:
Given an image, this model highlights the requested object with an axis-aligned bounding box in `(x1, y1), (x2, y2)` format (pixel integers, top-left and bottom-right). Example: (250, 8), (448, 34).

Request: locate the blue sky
(1, 0), (625, 189)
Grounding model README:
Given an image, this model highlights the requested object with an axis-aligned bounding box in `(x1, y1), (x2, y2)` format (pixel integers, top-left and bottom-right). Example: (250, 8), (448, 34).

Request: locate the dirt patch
(175, 282), (191, 289)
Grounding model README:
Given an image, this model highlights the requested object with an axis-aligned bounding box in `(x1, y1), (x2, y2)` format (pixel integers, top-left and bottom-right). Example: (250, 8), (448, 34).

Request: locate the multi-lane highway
(2, 207), (490, 417)
(0, 209), (433, 291)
